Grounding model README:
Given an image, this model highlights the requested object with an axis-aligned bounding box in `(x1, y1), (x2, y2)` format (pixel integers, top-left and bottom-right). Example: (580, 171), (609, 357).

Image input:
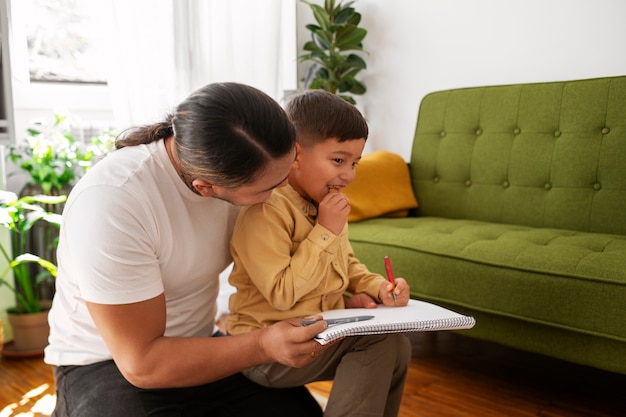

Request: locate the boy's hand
(317, 188), (350, 235)
(379, 278), (410, 306)
(344, 292), (378, 309)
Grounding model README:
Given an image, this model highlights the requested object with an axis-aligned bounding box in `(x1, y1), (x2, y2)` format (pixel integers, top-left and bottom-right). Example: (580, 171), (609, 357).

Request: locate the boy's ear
(294, 143), (303, 159)
(293, 143), (303, 168)
(192, 179), (216, 197)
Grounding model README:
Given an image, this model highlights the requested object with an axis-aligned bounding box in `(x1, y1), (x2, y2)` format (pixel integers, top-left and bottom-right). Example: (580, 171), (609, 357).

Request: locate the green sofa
(349, 75), (626, 375)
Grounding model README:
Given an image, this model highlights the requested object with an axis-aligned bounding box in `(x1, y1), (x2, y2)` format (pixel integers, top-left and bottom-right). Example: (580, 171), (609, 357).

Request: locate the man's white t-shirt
(45, 140), (240, 366)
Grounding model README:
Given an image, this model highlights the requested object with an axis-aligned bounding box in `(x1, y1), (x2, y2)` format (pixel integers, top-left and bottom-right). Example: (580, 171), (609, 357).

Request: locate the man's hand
(258, 318), (329, 368)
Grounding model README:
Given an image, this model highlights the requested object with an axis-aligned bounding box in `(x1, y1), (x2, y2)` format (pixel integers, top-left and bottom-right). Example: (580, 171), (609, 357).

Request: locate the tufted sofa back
(410, 76), (626, 235)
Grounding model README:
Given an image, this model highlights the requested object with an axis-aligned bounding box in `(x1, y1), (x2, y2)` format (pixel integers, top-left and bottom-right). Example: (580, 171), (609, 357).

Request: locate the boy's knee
(391, 334), (412, 368)
(369, 333), (412, 368)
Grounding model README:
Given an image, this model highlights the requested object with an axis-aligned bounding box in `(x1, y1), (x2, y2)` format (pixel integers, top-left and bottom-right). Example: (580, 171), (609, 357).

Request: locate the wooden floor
(2, 332), (625, 416)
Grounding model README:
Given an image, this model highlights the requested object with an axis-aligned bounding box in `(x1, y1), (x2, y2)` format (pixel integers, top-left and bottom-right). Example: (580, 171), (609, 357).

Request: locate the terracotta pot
(7, 309), (50, 353)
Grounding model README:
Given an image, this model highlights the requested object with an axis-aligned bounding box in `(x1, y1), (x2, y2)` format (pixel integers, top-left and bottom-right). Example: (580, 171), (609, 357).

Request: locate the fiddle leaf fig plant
(299, 0), (368, 105)
(0, 190), (66, 314)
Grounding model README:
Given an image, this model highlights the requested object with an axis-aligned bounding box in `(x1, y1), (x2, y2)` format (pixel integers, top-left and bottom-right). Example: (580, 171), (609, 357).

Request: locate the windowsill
(13, 81), (111, 110)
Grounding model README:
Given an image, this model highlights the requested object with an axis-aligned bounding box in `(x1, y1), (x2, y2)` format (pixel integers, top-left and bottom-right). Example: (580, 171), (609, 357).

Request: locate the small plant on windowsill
(0, 190), (66, 315)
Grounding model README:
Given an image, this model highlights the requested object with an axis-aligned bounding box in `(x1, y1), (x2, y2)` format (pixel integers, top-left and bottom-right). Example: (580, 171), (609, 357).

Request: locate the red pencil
(384, 256), (397, 302)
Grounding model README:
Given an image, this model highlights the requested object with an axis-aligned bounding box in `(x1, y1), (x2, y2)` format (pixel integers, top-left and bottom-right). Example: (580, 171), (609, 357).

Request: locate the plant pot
(7, 309), (50, 353)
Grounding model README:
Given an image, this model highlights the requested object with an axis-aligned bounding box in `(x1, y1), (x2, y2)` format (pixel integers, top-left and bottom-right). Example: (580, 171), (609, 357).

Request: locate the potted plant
(8, 112), (115, 196)
(0, 190), (66, 354)
(299, 0), (368, 105)
(6, 112), (115, 303)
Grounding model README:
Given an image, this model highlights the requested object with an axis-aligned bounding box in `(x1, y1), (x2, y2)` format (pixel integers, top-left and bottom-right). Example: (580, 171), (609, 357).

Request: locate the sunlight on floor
(306, 382), (331, 411)
(0, 384), (55, 417)
(309, 392), (328, 410)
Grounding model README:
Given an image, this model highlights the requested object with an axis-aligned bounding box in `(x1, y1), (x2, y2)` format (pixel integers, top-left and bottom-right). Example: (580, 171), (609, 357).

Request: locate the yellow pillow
(343, 150), (418, 222)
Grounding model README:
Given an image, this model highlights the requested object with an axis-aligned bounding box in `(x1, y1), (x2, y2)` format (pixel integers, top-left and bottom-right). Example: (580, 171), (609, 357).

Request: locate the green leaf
(30, 194), (67, 205)
(301, 40), (319, 53)
(336, 26), (367, 50)
(333, 6), (355, 25)
(316, 67), (331, 80)
(324, 0), (336, 14)
(305, 23), (322, 33)
(338, 79), (355, 93)
(338, 77), (366, 95)
(309, 4), (330, 31)
(0, 190), (18, 205)
(348, 11), (362, 25)
(338, 66), (363, 80)
(333, 0), (355, 18)
(36, 259), (58, 280)
(345, 53), (367, 69)
(312, 31), (331, 50)
(9, 262), (39, 313)
(43, 212), (63, 227)
(338, 94), (357, 105)
(23, 212), (46, 233)
(349, 79), (367, 95)
(35, 269), (54, 285)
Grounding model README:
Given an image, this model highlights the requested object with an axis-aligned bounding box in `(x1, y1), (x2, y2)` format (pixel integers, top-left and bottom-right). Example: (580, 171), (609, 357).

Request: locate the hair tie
(160, 126), (174, 139)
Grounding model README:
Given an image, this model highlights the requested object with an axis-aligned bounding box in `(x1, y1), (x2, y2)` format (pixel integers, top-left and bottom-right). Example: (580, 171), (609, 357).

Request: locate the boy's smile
(289, 138), (366, 204)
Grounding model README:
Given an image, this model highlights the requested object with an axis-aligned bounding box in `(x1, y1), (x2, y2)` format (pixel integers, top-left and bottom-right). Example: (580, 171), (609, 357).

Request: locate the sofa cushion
(343, 150), (418, 222)
(410, 76), (626, 235)
(348, 216), (626, 342)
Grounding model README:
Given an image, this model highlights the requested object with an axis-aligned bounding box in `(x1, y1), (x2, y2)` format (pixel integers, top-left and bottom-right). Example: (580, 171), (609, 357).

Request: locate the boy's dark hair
(285, 89), (368, 148)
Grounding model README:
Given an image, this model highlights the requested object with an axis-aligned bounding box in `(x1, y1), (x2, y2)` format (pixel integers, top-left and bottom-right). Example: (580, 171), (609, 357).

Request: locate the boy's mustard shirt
(227, 185), (385, 335)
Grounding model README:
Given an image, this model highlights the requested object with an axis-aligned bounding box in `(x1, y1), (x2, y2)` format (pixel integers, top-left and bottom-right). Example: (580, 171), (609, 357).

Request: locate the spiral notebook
(311, 299), (476, 345)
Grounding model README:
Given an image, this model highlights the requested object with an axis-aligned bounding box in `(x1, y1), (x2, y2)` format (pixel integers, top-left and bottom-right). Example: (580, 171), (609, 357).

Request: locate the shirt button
(321, 234), (329, 240)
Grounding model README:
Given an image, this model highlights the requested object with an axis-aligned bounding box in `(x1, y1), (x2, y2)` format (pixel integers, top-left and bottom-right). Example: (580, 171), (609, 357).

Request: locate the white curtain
(100, 0), (297, 129)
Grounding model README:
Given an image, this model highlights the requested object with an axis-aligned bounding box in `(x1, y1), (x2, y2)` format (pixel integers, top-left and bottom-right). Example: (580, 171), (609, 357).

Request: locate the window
(25, 0), (106, 84)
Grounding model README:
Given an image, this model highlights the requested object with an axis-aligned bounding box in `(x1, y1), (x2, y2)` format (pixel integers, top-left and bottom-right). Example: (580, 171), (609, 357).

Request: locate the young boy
(226, 90), (412, 417)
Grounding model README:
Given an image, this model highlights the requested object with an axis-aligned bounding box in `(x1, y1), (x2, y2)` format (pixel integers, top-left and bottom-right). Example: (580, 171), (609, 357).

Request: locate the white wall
(296, 0), (626, 160)
(10, 0), (626, 165)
